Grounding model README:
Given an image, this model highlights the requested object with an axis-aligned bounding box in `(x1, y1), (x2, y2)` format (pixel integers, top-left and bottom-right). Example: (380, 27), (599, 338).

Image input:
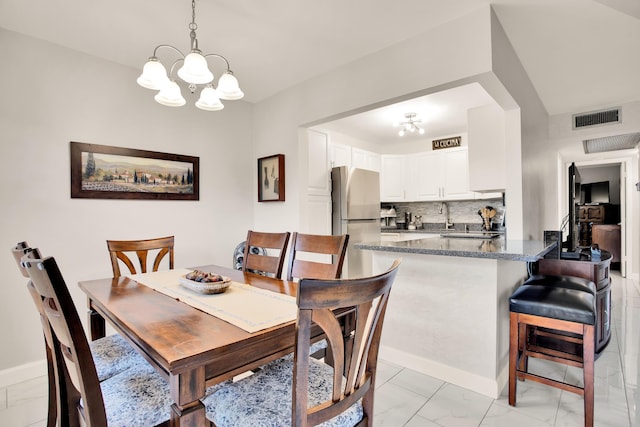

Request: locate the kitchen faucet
(440, 202), (454, 230)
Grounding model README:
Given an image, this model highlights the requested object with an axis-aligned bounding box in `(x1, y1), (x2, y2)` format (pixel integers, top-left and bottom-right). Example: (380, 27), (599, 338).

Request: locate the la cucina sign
(432, 136), (461, 150)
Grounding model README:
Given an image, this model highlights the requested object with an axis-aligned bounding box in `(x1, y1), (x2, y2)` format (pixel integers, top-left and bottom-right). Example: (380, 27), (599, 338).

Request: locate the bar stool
(509, 275), (597, 427)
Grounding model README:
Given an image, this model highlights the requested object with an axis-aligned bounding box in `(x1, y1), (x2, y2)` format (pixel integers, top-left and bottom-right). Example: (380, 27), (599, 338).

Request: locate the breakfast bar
(356, 235), (556, 398)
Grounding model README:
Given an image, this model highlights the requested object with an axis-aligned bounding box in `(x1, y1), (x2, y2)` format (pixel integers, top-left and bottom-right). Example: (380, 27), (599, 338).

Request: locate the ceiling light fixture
(136, 0), (243, 111)
(393, 113), (425, 136)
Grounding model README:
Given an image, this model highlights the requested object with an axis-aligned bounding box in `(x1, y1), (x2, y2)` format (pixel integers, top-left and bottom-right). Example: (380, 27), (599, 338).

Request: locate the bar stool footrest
(518, 370), (585, 396)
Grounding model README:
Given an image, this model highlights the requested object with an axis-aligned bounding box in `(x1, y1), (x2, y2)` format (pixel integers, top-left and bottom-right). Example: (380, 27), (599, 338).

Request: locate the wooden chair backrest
(242, 230), (290, 278)
(22, 251), (108, 426)
(12, 243), (59, 427)
(106, 236), (175, 277)
(286, 233), (349, 281)
(292, 259), (401, 427)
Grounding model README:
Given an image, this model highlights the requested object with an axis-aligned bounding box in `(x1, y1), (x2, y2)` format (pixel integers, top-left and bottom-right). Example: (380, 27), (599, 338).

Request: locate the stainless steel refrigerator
(331, 166), (381, 278)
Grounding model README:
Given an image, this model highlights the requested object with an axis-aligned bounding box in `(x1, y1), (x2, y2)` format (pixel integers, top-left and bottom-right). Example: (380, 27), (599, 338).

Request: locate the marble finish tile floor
(1, 271), (638, 427)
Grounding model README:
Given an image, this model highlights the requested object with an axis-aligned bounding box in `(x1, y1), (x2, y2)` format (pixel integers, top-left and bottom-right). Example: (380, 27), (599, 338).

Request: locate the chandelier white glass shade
(136, 0), (243, 111)
(393, 113), (425, 136)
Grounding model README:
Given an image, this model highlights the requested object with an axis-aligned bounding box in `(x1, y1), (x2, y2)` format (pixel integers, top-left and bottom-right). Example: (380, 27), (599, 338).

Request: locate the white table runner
(127, 269), (297, 333)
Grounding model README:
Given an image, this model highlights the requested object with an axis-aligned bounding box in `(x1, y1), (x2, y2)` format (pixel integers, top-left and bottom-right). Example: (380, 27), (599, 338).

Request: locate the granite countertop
(355, 237), (556, 262)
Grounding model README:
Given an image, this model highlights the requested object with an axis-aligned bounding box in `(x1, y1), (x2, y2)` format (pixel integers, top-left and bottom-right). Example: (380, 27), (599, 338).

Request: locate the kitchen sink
(440, 232), (502, 239)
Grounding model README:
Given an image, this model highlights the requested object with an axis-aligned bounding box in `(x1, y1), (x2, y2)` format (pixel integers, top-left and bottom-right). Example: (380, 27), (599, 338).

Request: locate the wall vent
(573, 107), (620, 129)
(583, 132), (640, 154)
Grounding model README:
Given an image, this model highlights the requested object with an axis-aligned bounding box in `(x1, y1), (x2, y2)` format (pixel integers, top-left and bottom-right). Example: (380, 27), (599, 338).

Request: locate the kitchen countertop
(356, 237), (556, 262)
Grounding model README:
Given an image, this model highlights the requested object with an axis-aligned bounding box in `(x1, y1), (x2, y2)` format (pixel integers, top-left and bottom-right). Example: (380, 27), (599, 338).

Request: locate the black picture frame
(257, 154), (285, 202)
(70, 142), (199, 200)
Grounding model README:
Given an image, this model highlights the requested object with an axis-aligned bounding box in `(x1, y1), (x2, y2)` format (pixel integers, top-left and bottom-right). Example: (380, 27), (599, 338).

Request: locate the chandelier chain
(190, 0), (198, 31)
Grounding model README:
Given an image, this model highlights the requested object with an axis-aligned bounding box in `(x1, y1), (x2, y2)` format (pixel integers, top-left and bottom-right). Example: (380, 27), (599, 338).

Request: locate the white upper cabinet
(383, 147), (475, 202)
(329, 143), (380, 172)
(307, 130), (331, 196)
(467, 104), (506, 194)
(380, 155), (407, 201)
(411, 147), (475, 201)
(329, 142), (352, 168)
(441, 148), (475, 200)
(410, 152), (442, 200)
(352, 147), (381, 172)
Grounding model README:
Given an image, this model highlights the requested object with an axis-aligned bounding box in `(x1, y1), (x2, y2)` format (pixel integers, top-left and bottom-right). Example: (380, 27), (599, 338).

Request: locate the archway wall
(251, 6), (496, 234)
(251, 6), (545, 244)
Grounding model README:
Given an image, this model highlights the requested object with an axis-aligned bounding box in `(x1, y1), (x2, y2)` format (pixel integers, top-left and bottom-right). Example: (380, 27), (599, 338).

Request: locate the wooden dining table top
(78, 265), (306, 426)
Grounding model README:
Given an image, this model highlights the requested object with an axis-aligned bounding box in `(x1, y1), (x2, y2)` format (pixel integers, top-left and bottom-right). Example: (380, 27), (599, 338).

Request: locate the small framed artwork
(257, 154), (285, 202)
(70, 142), (199, 200)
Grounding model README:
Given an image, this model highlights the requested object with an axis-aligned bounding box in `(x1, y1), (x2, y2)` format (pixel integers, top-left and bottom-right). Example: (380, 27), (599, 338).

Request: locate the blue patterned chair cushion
(100, 363), (173, 427)
(90, 334), (148, 381)
(202, 358), (363, 427)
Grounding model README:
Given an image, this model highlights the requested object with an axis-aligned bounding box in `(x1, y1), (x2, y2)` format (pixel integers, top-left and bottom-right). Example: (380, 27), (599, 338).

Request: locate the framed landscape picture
(257, 154), (285, 202)
(70, 142), (199, 200)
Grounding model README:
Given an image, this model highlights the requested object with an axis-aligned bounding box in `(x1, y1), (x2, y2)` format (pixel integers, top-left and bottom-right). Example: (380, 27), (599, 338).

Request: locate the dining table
(79, 264), (323, 427)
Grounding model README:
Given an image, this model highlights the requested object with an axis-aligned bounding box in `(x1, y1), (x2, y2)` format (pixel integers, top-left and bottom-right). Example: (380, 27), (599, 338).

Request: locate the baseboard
(379, 345), (504, 399)
(0, 359), (47, 388)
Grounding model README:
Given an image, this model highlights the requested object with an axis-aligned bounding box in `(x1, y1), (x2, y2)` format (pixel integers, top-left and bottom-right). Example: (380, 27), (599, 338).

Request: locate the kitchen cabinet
(441, 148), (475, 200)
(307, 130), (331, 196)
(329, 142), (351, 168)
(380, 155), (407, 201)
(411, 152), (442, 200)
(352, 147), (381, 172)
(304, 130), (332, 236)
(382, 147), (475, 202)
(329, 143), (380, 172)
(467, 104), (507, 193)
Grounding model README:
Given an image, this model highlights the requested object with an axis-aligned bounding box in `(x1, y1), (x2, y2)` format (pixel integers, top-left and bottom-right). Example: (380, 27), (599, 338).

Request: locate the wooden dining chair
(21, 249), (173, 427)
(203, 259), (401, 427)
(13, 242), (147, 376)
(286, 232), (349, 281)
(12, 242), (154, 426)
(106, 235), (174, 277)
(242, 230), (290, 278)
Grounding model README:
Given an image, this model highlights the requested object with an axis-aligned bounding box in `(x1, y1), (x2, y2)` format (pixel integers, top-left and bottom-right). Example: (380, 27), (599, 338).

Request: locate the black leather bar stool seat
(524, 274), (596, 294)
(509, 276), (597, 427)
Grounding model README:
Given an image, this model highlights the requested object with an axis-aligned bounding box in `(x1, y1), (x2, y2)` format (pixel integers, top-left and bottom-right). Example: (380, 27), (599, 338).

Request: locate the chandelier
(136, 0), (243, 111)
(393, 113), (425, 136)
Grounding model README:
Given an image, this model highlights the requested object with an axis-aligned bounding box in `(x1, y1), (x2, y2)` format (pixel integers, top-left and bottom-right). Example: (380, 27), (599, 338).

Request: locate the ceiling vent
(583, 132), (640, 154)
(573, 107), (620, 129)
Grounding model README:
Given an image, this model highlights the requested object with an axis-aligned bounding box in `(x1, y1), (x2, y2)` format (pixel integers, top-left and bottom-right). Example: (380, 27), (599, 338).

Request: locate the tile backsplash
(382, 198), (505, 230)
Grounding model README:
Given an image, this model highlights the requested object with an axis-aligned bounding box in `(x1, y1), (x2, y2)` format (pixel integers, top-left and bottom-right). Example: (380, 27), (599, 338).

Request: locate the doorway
(568, 157), (633, 277)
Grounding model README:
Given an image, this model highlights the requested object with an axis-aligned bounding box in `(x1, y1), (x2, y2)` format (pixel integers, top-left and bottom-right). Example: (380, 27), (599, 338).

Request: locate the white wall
(489, 9), (548, 241)
(0, 29), (254, 373)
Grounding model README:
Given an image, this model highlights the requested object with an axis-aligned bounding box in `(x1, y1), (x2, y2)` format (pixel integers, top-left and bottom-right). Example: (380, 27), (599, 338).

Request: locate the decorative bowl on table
(179, 270), (232, 294)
